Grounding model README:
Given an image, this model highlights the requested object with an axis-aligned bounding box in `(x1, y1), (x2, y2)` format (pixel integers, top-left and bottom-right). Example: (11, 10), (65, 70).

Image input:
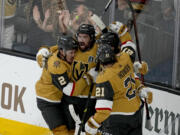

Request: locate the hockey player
(97, 31), (148, 75)
(35, 24), (99, 134)
(85, 44), (152, 135)
(36, 20), (135, 69)
(61, 24), (98, 134)
(35, 36), (80, 135)
(35, 22), (147, 133)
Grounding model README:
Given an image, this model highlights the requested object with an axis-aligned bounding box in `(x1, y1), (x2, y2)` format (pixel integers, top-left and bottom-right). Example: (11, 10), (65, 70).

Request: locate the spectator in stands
(1, 0), (17, 49)
(13, 0), (70, 54)
(160, 0), (175, 33)
(116, 0), (147, 30)
(24, 0), (60, 54)
(60, 4), (101, 35)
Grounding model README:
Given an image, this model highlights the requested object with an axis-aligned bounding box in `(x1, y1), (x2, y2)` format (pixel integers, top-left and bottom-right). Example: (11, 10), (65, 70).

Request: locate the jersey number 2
(58, 76), (67, 86)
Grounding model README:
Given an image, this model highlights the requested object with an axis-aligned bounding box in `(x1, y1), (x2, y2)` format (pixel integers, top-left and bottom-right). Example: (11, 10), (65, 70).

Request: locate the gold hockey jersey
(48, 50), (89, 97)
(36, 50), (73, 102)
(71, 43), (98, 97)
(94, 52), (143, 124)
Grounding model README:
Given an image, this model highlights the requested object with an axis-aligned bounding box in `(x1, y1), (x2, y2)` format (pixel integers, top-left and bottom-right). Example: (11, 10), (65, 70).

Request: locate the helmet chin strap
(58, 50), (67, 62)
(64, 52), (72, 64)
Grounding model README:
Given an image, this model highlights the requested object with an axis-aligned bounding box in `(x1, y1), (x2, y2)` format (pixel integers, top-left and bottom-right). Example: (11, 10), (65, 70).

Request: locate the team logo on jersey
(88, 56), (94, 63)
(54, 61), (60, 68)
(72, 61), (88, 81)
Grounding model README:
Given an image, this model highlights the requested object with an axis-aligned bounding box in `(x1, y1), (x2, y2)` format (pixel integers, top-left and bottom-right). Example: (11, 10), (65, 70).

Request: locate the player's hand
(33, 6), (40, 22)
(139, 87), (153, 104)
(85, 117), (100, 135)
(133, 61), (148, 75)
(36, 48), (50, 68)
(88, 68), (98, 82)
(109, 21), (128, 37)
(90, 14), (106, 31)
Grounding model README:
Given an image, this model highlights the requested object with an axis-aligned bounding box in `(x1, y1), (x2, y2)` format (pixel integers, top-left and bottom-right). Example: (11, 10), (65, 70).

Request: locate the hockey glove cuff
(133, 61), (148, 75)
(109, 21), (128, 37)
(36, 47), (51, 68)
(139, 87), (153, 104)
(85, 117), (101, 135)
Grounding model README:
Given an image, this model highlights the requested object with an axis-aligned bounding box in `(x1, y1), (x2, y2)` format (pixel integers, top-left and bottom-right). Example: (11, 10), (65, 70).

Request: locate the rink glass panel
(0, 0), (180, 89)
(115, 0), (180, 89)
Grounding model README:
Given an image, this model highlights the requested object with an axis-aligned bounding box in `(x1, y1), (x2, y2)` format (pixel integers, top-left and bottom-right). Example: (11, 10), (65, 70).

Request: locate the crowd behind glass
(0, 0), (179, 89)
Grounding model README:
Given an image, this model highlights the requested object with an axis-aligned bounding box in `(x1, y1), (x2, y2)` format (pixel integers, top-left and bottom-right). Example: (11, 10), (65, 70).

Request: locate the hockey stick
(91, 0), (114, 71)
(102, 0), (113, 16)
(69, 104), (86, 135)
(91, 0), (113, 33)
(77, 83), (94, 135)
(125, 0), (153, 130)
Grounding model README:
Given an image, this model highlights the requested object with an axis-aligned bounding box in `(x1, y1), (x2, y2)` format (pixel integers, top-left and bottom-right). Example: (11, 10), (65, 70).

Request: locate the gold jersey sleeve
(114, 22), (132, 43)
(49, 45), (58, 53)
(35, 69), (63, 102)
(47, 51), (72, 90)
(36, 45), (58, 68)
(119, 25), (132, 43)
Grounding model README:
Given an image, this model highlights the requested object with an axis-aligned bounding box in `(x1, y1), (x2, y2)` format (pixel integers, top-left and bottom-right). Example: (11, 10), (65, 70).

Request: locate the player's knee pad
(52, 125), (69, 135)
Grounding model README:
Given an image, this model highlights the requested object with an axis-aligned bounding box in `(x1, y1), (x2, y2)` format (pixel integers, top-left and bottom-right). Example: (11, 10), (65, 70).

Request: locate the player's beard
(79, 42), (90, 52)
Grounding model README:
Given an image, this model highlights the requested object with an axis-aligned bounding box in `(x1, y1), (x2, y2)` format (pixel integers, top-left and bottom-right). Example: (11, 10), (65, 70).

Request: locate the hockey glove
(36, 47), (51, 68)
(88, 67), (98, 82)
(133, 61), (148, 75)
(109, 21), (128, 37)
(139, 87), (153, 104)
(85, 117), (101, 135)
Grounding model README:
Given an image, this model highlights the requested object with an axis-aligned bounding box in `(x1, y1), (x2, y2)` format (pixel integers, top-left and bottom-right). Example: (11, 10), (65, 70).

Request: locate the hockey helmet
(77, 24), (95, 40)
(97, 32), (119, 48)
(58, 36), (78, 51)
(96, 44), (115, 64)
(97, 32), (120, 54)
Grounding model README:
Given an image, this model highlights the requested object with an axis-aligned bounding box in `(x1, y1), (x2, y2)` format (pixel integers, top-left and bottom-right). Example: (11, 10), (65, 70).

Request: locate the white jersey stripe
(95, 99), (113, 109)
(36, 96), (61, 103)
